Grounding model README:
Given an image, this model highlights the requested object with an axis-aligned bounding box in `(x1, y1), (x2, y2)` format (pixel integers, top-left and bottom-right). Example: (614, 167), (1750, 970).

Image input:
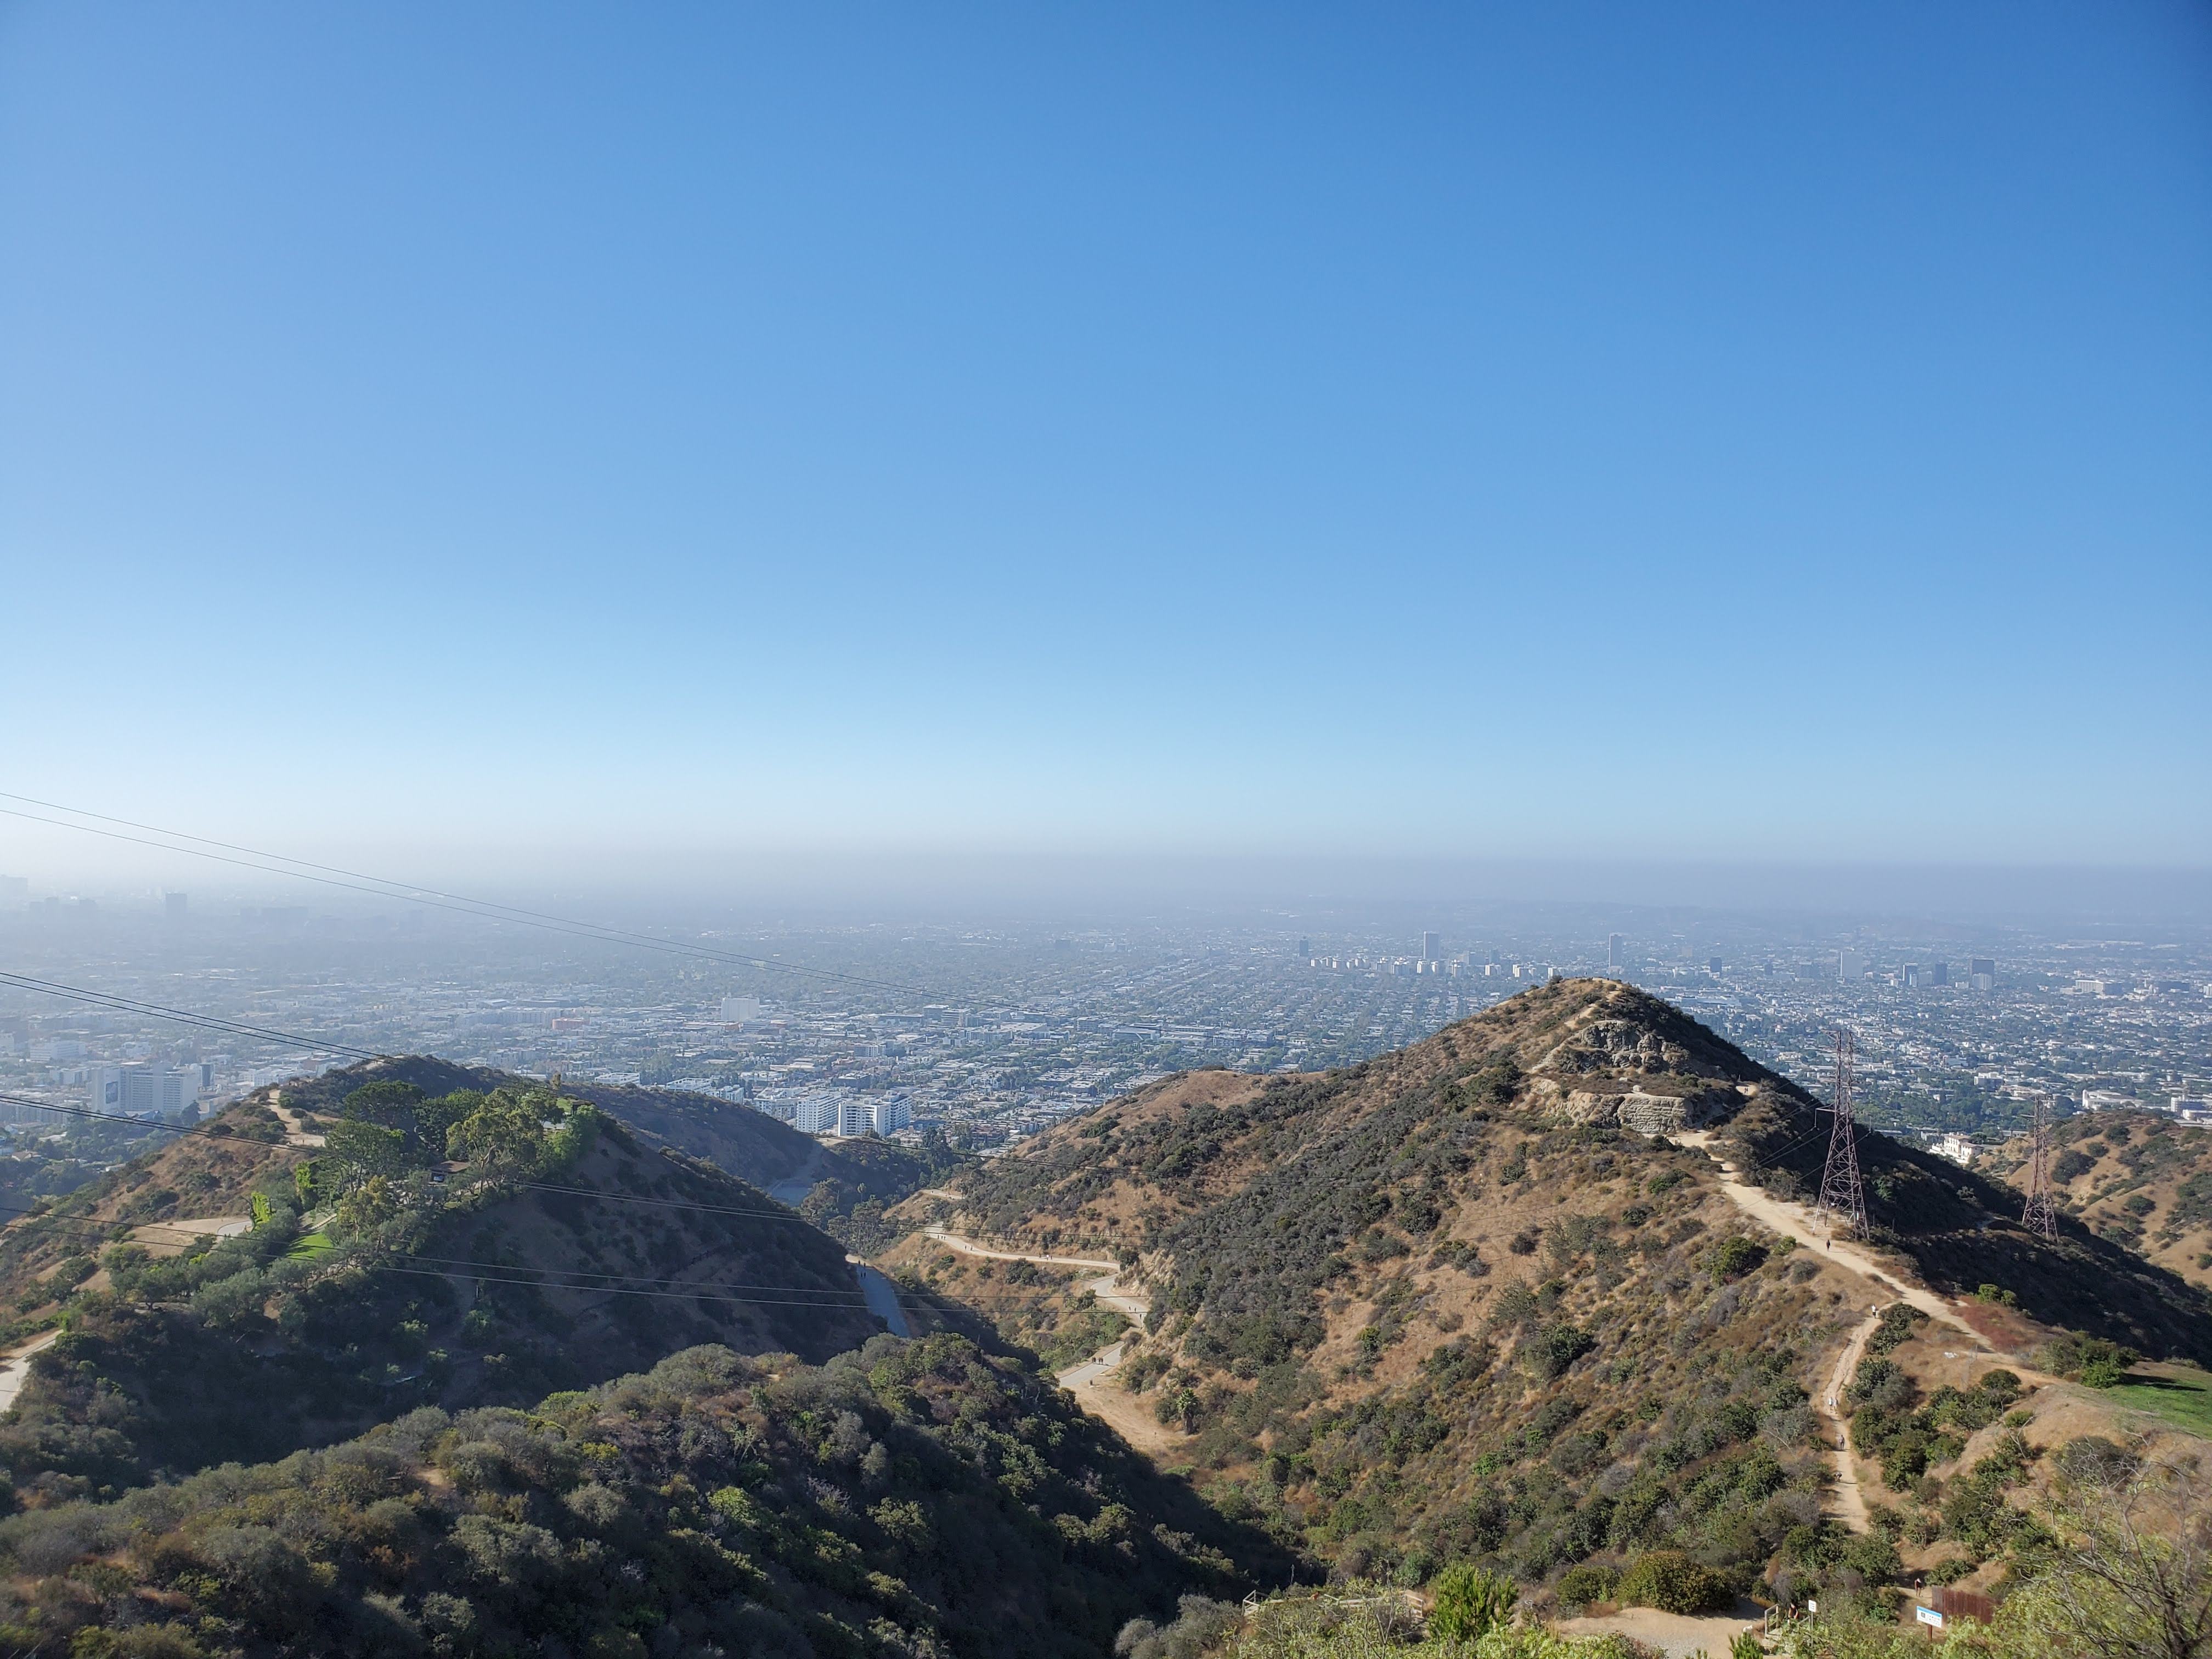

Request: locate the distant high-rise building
(106, 1065), (198, 1118)
(1607, 934), (1624, 970)
(1970, 956), (1997, 991)
(872, 1097), (912, 1135)
(718, 996), (763, 1024)
(163, 892), (188, 918)
(1929, 962), (1949, 988)
(1297, 938), (1310, 956)
(838, 1099), (872, 1137)
(1901, 962), (1923, 989)
(1708, 956), (1724, 975)
(1838, 950), (1869, 981)
(1421, 931), (1441, 962)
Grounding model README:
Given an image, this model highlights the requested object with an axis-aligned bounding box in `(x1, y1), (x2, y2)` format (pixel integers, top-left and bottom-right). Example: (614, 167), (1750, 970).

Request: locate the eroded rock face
(1617, 1090), (1730, 1135)
(1540, 1019), (1692, 1077)
(1536, 1074), (1746, 1133)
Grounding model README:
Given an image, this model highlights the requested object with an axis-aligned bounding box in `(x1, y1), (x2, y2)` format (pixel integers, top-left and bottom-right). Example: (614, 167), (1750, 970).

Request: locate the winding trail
(1675, 1131), (1979, 1339)
(1818, 1307), (1883, 1533)
(1672, 1130), (1998, 1534)
(919, 1227), (1176, 1451)
(268, 1096), (326, 1148)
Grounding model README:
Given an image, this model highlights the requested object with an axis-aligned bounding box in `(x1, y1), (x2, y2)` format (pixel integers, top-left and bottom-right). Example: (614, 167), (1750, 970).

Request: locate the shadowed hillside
(1975, 1108), (2212, 1294)
(0, 1081), (884, 1506)
(0, 1335), (1293, 1658)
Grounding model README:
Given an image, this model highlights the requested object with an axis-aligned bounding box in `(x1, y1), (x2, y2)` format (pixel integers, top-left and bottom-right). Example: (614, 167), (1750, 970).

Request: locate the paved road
(766, 1146), (826, 1209)
(848, 1259), (912, 1337)
(0, 1330), (61, 1415)
(1058, 1339), (1128, 1391)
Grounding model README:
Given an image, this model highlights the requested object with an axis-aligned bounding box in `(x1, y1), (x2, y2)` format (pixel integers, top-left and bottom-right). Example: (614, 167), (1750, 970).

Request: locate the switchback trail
(1673, 1130), (1998, 1534)
(918, 1227), (1176, 1453)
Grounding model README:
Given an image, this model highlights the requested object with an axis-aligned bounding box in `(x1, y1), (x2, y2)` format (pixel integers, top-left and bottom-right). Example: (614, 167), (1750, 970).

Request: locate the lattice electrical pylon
(2021, 1094), (2058, 1240)
(1814, 1026), (1868, 1238)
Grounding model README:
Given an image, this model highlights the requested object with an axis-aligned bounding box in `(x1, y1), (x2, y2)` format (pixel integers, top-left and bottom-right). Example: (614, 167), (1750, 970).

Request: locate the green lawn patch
(285, 1228), (335, 1261)
(2104, 1365), (2212, 1438)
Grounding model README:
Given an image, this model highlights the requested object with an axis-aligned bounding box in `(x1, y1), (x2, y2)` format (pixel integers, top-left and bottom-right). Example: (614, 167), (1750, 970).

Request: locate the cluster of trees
(311, 1081), (600, 1203)
(0, 1335), (1286, 1659)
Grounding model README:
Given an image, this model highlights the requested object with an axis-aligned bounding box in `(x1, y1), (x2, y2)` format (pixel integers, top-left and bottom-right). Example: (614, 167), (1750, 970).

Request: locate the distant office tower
(718, 996), (763, 1024)
(163, 892), (188, 918)
(1708, 956), (1724, 975)
(1298, 938), (1310, 956)
(1930, 962), (1949, 988)
(872, 1097), (912, 1135)
(1838, 950), (1869, 980)
(1970, 956), (1996, 991)
(109, 1065), (197, 1118)
(1607, 934), (1624, 970)
(1421, 932), (1441, 962)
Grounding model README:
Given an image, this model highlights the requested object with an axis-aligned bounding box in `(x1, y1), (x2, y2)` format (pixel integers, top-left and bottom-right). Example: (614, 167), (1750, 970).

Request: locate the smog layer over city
(1, 7), (2208, 1659)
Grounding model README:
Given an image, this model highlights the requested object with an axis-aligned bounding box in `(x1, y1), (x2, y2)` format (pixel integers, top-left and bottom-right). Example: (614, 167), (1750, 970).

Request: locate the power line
(2021, 1093), (2058, 1241)
(0, 1201), (878, 1304)
(0, 1092), (832, 1229)
(389, 1253), (872, 1302)
(0, 794), (927, 999)
(0, 972), (380, 1063)
(0, 1091), (243, 1141)
(371, 1263), (895, 1314)
(510, 1178), (819, 1224)
(1814, 1026), (1869, 1238)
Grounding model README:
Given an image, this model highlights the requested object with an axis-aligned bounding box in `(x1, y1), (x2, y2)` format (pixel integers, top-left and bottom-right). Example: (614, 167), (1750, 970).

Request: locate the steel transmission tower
(2021, 1094), (2058, 1240)
(1815, 1027), (1869, 1238)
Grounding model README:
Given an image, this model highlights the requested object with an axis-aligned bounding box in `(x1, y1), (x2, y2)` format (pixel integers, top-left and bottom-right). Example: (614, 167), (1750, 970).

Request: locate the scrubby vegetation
(0, 1085), (884, 1506)
(0, 1335), (1287, 1658)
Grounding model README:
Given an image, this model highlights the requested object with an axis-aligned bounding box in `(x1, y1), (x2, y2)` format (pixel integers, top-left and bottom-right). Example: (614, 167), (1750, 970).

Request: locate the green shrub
(1429, 1564), (1517, 1640)
(1706, 1237), (1767, 1282)
(2038, 1330), (2138, 1386)
(1553, 1562), (1616, 1611)
(1616, 1550), (1731, 1615)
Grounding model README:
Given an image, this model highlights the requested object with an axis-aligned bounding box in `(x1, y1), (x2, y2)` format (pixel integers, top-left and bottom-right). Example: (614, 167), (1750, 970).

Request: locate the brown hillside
(891, 979), (2210, 1599)
(1978, 1109), (2212, 1294)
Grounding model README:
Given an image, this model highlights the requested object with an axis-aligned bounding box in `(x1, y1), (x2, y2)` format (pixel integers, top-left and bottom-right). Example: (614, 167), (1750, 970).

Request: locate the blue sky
(3, 3), (2207, 877)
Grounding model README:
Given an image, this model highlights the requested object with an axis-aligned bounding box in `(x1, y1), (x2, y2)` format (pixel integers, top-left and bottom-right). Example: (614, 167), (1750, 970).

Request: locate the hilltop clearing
(893, 979), (2211, 1618)
(1977, 1107), (2212, 1294)
(0, 1077), (884, 1505)
(0, 1334), (1291, 1659)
